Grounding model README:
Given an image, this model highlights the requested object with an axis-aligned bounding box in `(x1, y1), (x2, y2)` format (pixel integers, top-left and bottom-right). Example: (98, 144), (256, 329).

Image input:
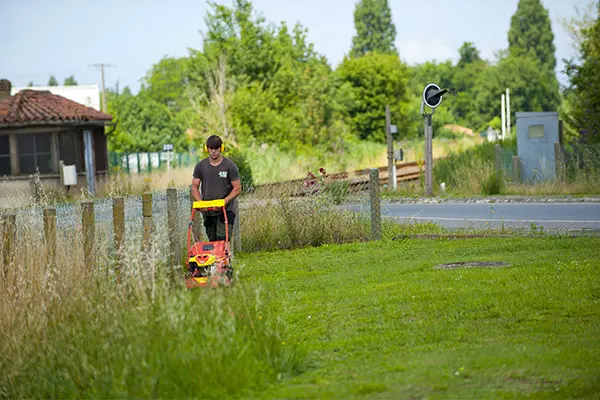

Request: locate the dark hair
(206, 135), (222, 150)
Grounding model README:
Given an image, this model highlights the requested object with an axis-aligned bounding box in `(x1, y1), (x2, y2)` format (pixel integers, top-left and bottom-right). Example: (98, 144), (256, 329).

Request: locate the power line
(89, 63), (115, 112)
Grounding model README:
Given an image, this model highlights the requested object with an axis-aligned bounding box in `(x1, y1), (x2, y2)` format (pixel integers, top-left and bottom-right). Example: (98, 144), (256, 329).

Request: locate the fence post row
(2, 214), (16, 277)
(82, 201), (95, 269)
(43, 208), (56, 266)
(369, 168), (382, 240)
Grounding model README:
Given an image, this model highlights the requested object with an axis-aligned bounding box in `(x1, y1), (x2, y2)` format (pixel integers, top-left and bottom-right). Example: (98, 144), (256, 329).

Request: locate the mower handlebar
(192, 199), (225, 209)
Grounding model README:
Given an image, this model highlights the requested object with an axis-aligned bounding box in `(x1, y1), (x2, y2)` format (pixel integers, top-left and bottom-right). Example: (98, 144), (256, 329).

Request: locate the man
(191, 135), (241, 242)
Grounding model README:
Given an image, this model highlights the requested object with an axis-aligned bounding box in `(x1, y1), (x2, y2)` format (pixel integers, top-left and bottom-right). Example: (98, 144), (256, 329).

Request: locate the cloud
(398, 38), (456, 65)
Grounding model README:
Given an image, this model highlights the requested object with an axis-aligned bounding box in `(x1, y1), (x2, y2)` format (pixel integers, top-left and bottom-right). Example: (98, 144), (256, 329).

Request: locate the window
(529, 124), (545, 138)
(0, 135), (10, 175)
(17, 134), (52, 174)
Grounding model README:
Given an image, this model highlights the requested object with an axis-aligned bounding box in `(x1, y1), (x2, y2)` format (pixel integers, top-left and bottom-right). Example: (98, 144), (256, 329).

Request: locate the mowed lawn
(238, 236), (600, 399)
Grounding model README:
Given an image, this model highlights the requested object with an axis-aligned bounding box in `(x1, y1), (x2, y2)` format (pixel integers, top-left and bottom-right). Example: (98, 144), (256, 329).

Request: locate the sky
(0, 0), (592, 93)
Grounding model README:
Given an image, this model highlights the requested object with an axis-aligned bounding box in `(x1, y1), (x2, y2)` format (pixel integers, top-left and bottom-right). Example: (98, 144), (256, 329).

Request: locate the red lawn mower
(185, 199), (233, 289)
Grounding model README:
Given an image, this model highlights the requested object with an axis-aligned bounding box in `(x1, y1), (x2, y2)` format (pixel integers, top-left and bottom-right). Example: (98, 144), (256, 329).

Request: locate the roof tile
(0, 90), (112, 126)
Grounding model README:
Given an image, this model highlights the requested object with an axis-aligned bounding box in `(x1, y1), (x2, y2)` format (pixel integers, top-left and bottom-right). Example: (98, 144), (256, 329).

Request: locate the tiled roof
(0, 90), (113, 126)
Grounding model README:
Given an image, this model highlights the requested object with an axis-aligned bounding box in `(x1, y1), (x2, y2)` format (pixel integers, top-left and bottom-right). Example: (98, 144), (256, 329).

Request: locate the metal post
(424, 114), (433, 197)
(369, 168), (382, 240)
(83, 129), (95, 196)
(43, 208), (56, 266)
(82, 201), (95, 268)
(501, 93), (506, 140)
(506, 88), (511, 136)
(385, 105), (394, 192)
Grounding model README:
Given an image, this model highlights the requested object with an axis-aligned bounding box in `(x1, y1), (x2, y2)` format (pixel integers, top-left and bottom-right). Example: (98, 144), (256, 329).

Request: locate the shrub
(481, 171), (506, 195)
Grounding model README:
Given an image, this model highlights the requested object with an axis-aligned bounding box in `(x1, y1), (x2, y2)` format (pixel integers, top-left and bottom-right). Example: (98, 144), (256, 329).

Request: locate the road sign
(163, 144), (174, 152)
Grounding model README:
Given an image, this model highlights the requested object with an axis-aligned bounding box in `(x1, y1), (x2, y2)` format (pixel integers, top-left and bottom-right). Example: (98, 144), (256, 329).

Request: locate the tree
(458, 42), (482, 67)
(350, 0), (396, 58)
(565, 2), (600, 143)
(142, 56), (190, 110)
(337, 52), (409, 141)
(63, 75), (77, 86)
(27, 81), (34, 87)
(474, 54), (560, 131)
(508, 0), (557, 72)
(47, 75), (58, 86)
(107, 91), (188, 153)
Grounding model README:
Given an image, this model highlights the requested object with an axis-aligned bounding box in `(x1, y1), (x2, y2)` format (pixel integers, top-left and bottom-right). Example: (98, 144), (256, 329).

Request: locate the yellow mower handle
(193, 199), (225, 209)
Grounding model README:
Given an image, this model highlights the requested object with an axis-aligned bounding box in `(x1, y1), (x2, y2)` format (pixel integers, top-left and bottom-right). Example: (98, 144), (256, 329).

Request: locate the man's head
(205, 135), (223, 159)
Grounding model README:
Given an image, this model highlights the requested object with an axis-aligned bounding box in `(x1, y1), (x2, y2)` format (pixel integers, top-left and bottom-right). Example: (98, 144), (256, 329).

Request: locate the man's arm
(191, 178), (202, 201)
(224, 179), (241, 205)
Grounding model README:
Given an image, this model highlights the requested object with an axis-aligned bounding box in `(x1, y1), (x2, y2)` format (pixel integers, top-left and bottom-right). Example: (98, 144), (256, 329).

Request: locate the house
(0, 79), (113, 205)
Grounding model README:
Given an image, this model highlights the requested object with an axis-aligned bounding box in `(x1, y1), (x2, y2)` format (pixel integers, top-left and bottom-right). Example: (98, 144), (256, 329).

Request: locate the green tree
(191, 0), (351, 151)
(350, 0), (396, 58)
(457, 42), (481, 66)
(508, 0), (557, 72)
(474, 54), (560, 131)
(63, 75), (77, 86)
(47, 75), (58, 86)
(27, 81), (34, 87)
(107, 91), (188, 153)
(142, 56), (190, 110)
(565, 2), (600, 143)
(337, 52), (409, 141)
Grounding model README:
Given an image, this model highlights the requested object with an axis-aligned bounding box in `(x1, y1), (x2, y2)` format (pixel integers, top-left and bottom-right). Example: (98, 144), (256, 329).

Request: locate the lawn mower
(185, 199), (233, 289)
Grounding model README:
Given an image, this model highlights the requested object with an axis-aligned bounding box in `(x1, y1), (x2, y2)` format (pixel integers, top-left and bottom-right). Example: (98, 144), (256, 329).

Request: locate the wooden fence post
(2, 214), (16, 277)
(113, 197), (125, 275)
(512, 155), (521, 183)
(233, 200), (241, 253)
(369, 168), (382, 240)
(142, 192), (153, 251)
(43, 208), (56, 266)
(167, 188), (179, 265)
(554, 142), (564, 180)
(494, 144), (502, 172)
(82, 201), (95, 268)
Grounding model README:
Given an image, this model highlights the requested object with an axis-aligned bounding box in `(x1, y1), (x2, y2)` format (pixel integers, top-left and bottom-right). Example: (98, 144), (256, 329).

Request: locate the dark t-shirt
(192, 157), (240, 213)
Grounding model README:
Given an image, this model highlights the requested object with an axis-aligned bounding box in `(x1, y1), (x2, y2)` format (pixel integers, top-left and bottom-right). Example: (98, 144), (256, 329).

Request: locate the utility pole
(385, 105), (394, 192)
(89, 63), (114, 112)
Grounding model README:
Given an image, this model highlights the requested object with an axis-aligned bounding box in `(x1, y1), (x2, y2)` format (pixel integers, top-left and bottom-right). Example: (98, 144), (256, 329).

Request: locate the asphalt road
(353, 202), (600, 232)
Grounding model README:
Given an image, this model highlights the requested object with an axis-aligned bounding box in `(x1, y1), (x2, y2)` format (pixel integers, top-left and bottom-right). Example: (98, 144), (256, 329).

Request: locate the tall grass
(0, 214), (305, 399)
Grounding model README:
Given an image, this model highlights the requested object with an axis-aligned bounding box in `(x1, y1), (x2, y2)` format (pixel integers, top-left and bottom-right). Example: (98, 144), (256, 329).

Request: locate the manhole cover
(433, 261), (509, 270)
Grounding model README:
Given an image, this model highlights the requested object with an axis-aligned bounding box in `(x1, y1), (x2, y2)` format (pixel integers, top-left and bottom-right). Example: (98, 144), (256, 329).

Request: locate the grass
(0, 216), (305, 399)
(236, 236), (600, 399)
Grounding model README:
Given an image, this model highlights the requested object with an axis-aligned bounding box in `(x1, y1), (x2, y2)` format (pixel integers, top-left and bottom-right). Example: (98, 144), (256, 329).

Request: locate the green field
(238, 236), (600, 399)
(2, 236), (599, 399)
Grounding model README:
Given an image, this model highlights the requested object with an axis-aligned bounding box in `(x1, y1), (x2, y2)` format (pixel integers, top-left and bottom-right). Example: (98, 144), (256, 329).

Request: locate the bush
(227, 147), (255, 192)
(481, 171), (506, 195)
